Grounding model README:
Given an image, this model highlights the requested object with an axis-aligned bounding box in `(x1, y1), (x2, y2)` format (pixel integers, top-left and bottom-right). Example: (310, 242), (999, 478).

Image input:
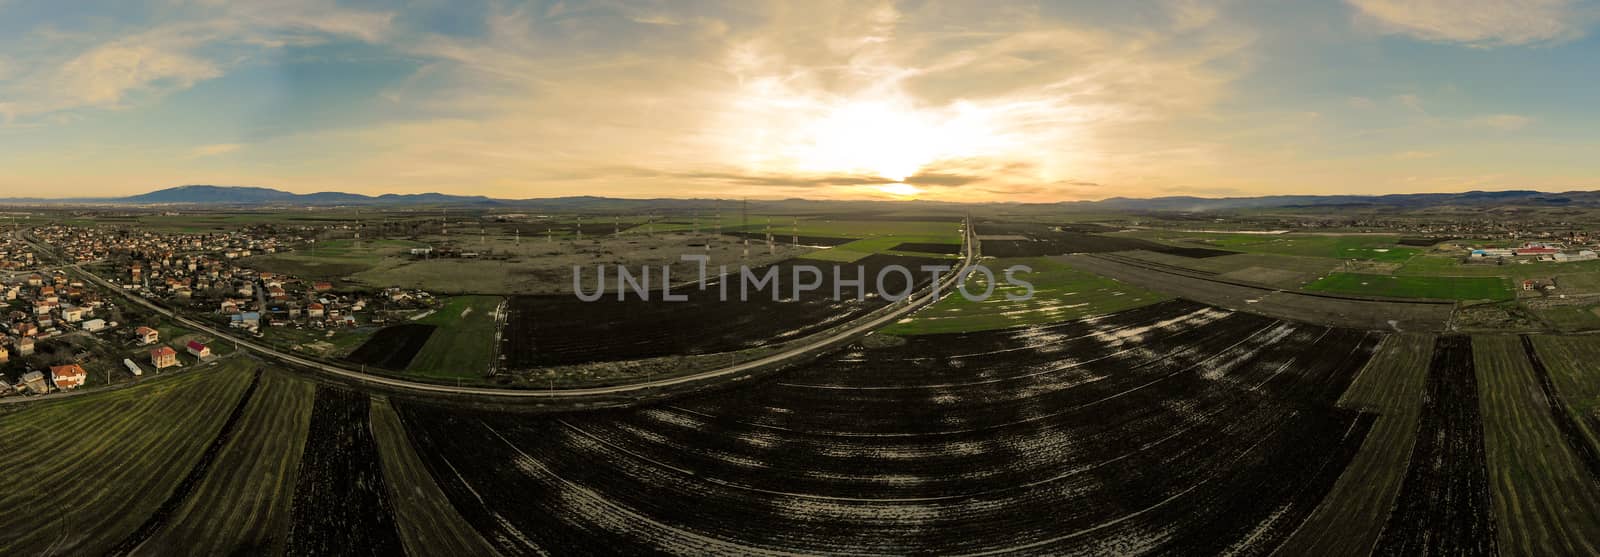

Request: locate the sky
(2, 0), (1600, 202)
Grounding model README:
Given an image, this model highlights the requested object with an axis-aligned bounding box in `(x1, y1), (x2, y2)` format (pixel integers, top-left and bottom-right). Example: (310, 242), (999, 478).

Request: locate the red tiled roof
(151, 346), (177, 357)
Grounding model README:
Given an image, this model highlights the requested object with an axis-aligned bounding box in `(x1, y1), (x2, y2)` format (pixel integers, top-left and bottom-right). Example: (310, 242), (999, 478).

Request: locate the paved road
(59, 218), (978, 399)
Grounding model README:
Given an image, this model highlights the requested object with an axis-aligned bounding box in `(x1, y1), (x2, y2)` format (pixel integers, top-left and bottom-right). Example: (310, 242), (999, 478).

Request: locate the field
(399, 299), (1384, 553)
(1278, 333), (1434, 556)
(242, 239), (426, 285)
(283, 387), (405, 555)
(1304, 272), (1513, 301)
(136, 369), (316, 555)
(977, 222), (1238, 258)
(1118, 230), (1418, 262)
(1474, 335), (1600, 555)
(403, 296), (504, 381)
(344, 323), (436, 370)
(800, 235), (963, 262)
(369, 397), (498, 555)
(499, 254), (943, 368)
(1526, 336), (1600, 470)
(882, 256), (1171, 335)
(1372, 336), (1497, 555)
(1121, 250), (1340, 288)
(1060, 253), (1456, 331)
(0, 363), (254, 555)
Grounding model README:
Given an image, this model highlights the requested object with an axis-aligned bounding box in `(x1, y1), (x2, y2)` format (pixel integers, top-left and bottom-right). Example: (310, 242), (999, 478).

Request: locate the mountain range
(3, 184), (1599, 212)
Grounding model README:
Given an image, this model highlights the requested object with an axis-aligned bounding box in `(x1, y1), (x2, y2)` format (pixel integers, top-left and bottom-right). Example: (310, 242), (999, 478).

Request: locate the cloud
(0, 0), (393, 120)
(191, 143), (243, 157)
(1465, 114), (1532, 130)
(1347, 0), (1591, 46)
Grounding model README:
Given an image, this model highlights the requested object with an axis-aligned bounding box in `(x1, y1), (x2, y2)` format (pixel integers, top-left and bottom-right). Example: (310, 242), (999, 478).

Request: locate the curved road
(54, 218), (977, 399)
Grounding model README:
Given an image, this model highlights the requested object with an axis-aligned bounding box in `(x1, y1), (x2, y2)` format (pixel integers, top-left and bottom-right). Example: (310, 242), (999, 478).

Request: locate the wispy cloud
(1347, 0), (1591, 47)
(1465, 113), (1532, 130)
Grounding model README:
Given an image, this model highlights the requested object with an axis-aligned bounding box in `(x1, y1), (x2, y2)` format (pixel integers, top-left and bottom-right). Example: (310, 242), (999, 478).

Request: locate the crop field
(1278, 333), (1433, 556)
(978, 222), (1238, 258)
(136, 369), (316, 555)
(1525, 336), (1600, 471)
(404, 295), (504, 380)
(0, 363), (254, 555)
(345, 323), (436, 370)
(1474, 335), (1600, 555)
(369, 397), (498, 555)
(1122, 250), (1340, 288)
(801, 235), (963, 262)
(283, 387), (405, 555)
(243, 239), (426, 283)
(1373, 336), (1497, 555)
(882, 256), (1171, 335)
(500, 254), (943, 368)
(399, 299), (1387, 554)
(1120, 231), (1418, 262)
(1305, 272), (1513, 301)
(1060, 253), (1456, 331)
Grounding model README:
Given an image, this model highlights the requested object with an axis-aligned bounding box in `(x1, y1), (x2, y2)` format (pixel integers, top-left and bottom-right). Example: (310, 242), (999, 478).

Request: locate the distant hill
(3, 184), (1599, 212)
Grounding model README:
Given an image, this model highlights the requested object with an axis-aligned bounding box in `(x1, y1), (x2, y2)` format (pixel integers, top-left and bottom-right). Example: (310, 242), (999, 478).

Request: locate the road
(55, 217), (978, 400)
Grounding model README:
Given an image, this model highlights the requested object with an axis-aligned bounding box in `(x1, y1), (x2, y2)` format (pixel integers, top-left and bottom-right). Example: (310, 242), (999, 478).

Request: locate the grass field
(881, 257), (1171, 335)
(1527, 336), (1600, 454)
(1279, 333), (1433, 556)
(733, 219), (960, 241)
(370, 397), (498, 555)
(0, 362), (254, 555)
(243, 239), (426, 282)
(800, 235), (962, 263)
(1121, 230), (1418, 262)
(1473, 335), (1600, 555)
(403, 296), (503, 380)
(1305, 272), (1513, 301)
(1531, 306), (1600, 331)
(138, 368), (316, 555)
(1122, 251), (1340, 287)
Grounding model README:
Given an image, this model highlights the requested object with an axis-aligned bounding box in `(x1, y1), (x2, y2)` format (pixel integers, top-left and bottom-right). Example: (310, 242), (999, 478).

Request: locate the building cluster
(0, 236), (37, 270)
(1468, 242), (1600, 263)
(0, 271), (131, 396)
(30, 225), (295, 264)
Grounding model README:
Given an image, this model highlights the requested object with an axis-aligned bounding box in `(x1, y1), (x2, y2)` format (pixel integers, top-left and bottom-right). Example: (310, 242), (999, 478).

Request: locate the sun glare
(877, 182), (923, 197)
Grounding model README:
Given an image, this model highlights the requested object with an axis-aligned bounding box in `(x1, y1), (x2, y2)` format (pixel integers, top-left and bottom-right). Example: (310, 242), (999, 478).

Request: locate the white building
(82, 318), (107, 332)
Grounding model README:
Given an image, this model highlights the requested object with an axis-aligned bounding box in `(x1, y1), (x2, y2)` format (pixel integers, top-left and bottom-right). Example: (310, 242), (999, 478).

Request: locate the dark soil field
(977, 222), (1238, 258)
(1373, 335), (1497, 555)
(501, 254), (943, 367)
(344, 324), (436, 370)
(890, 242), (960, 254)
(284, 388), (404, 556)
(399, 300), (1384, 554)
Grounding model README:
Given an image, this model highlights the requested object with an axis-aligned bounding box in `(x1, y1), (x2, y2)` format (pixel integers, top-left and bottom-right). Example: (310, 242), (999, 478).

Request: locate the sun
(876, 182), (923, 197)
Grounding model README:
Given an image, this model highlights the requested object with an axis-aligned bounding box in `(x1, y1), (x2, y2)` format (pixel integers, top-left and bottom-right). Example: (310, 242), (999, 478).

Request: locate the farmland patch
(1305, 272), (1512, 301)
(401, 300), (1384, 554)
(1373, 335), (1497, 555)
(284, 388), (405, 556)
(345, 323), (436, 370)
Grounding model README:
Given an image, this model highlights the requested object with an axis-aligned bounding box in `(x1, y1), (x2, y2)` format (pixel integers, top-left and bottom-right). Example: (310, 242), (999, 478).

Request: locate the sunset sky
(3, 0), (1599, 201)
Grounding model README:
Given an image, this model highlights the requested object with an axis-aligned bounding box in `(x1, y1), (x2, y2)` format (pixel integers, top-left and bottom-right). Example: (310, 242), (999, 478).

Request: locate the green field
(1122, 231), (1418, 262)
(1304, 272), (1513, 301)
(882, 257), (1171, 335)
(0, 362), (254, 555)
(404, 296), (503, 380)
(1279, 333), (1433, 556)
(1528, 337), (1600, 453)
(800, 235), (962, 263)
(1473, 336), (1600, 555)
(1531, 306), (1600, 331)
(139, 369), (316, 554)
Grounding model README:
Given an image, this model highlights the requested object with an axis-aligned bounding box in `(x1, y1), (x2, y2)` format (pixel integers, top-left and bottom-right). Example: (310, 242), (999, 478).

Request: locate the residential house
(307, 303), (325, 318)
(186, 341), (211, 358)
(82, 319), (106, 332)
(15, 337), (34, 356)
(50, 364), (87, 391)
(20, 371), (47, 394)
(135, 326), (159, 345)
(62, 307), (85, 323)
(150, 346), (178, 369)
(0, 344), (7, 363)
